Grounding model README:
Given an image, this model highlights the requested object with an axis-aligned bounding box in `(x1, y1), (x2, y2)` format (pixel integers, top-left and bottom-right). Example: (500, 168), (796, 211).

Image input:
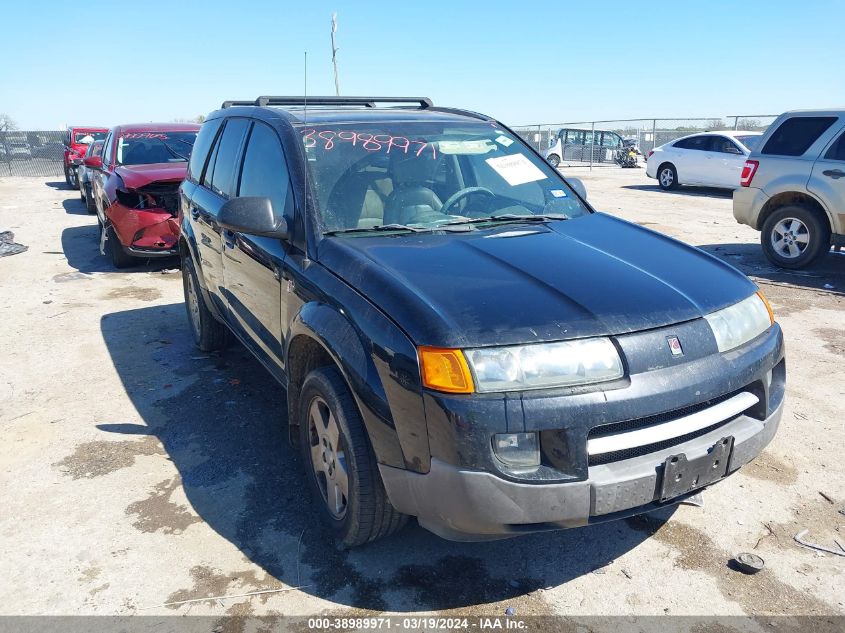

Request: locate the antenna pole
(331, 12), (340, 96)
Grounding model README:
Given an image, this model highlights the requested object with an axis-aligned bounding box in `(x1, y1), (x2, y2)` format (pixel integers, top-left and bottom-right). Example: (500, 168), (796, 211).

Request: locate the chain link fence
(511, 115), (778, 168)
(0, 130), (67, 177)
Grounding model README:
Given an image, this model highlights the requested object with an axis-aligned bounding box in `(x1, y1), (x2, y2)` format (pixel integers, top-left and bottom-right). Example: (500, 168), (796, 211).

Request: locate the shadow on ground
(62, 197), (89, 216)
(97, 302), (672, 612)
(622, 184), (733, 199)
(699, 243), (845, 296)
(60, 224), (178, 274)
(45, 180), (70, 190)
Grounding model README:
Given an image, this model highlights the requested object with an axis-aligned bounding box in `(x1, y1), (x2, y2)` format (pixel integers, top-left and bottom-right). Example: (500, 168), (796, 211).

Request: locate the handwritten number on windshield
(302, 129), (437, 159)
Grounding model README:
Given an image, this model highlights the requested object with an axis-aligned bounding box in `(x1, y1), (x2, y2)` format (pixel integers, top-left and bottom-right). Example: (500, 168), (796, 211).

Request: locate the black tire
(181, 253), (228, 352)
(547, 153), (560, 168)
(79, 183), (86, 201)
(657, 163), (679, 190)
(761, 204), (831, 270)
(299, 367), (407, 547)
(64, 165), (71, 187)
(105, 224), (134, 269)
(84, 184), (95, 214)
(67, 166), (79, 190)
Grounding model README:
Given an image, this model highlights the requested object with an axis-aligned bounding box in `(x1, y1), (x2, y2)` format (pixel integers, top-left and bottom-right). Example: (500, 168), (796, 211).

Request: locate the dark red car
(63, 126), (108, 189)
(87, 123), (200, 268)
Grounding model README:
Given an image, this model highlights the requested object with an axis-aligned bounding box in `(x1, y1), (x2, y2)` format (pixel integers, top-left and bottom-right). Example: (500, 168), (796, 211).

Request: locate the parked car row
(540, 110), (845, 270)
(78, 123), (200, 267)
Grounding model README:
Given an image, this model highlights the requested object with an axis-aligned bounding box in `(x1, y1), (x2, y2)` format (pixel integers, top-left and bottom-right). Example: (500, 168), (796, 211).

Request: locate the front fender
(287, 300), (430, 472)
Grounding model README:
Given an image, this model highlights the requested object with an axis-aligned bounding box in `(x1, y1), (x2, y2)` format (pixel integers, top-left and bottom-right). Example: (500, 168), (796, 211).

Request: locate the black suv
(179, 96), (785, 546)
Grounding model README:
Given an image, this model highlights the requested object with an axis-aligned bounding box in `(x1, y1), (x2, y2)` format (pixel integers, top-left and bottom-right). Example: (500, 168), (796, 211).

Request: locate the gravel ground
(0, 172), (842, 624)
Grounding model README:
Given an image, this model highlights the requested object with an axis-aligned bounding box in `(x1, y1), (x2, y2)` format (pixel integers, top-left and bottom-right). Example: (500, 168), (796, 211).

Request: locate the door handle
(822, 169), (845, 179)
(223, 229), (236, 249)
(190, 206), (200, 220)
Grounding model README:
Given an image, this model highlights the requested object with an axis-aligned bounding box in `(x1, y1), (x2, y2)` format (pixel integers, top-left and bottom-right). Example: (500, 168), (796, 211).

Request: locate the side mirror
(567, 177), (588, 200)
(218, 196), (288, 239)
(83, 156), (103, 169)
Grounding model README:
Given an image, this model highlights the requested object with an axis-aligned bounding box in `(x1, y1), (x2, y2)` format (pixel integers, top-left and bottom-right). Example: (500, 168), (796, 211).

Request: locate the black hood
(318, 213), (757, 348)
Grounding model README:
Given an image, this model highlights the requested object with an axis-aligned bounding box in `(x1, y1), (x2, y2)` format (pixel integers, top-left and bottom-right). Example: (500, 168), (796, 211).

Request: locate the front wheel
(547, 153), (560, 168)
(103, 223), (134, 269)
(67, 167), (79, 190)
(657, 163), (678, 190)
(761, 205), (830, 269)
(299, 367), (407, 547)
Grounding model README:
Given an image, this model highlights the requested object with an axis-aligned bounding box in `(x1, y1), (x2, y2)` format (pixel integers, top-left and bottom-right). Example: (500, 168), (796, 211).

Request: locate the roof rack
(221, 96), (433, 109)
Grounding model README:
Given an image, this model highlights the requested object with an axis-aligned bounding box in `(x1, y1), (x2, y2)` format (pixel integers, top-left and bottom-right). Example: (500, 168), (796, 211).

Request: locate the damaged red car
(63, 126), (108, 189)
(89, 123), (200, 268)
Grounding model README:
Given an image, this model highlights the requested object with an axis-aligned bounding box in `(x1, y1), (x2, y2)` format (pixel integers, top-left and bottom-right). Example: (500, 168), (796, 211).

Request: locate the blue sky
(1, 0), (843, 130)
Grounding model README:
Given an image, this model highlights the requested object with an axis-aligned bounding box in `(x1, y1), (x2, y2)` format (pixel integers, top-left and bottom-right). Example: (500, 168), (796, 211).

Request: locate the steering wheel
(440, 187), (496, 215)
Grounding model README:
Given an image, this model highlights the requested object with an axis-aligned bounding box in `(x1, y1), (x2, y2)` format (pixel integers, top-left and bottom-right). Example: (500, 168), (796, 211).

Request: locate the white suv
(733, 109), (845, 269)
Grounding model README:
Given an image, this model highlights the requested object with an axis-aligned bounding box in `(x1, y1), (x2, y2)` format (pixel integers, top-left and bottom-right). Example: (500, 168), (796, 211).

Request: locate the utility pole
(331, 12), (340, 96)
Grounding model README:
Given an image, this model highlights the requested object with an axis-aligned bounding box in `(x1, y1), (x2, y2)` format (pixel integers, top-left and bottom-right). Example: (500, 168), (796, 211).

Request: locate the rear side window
(188, 118), (223, 182)
(711, 136), (743, 154)
(824, 130), (845, 161)
(762, 117), (837, 156)
(674, 136), (711, 151)
(237, 122), (293, 217)
(102, 133), (114, 165)
(208, 118), (250, 198)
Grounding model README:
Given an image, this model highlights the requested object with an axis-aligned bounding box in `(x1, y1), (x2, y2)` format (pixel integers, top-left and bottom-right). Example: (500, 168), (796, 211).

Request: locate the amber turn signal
(756, 290), (775, 324)
(418, 346), (475, 394)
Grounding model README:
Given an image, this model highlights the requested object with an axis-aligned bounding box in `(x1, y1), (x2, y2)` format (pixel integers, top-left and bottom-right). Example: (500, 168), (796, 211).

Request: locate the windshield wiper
(323, 223), (428, 235)
(161, 141), (190, 162)
(442, 213), (569, 226)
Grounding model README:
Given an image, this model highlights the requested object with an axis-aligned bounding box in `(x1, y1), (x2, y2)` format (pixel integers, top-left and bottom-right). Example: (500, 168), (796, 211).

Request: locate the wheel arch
(285, 303), (410, 470)
(757, 191), (832, 233)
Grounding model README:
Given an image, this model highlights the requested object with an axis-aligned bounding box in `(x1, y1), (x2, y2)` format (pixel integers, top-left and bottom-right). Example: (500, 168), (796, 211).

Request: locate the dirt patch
(106, 286), (162, 302)
(763, 498), (844, 555)
(164, 565), (270, 611)
(740, 451), (799, 486)
(54, 436), (164, 479)
(125, 476), (202, 535)
(814, 328), (845, 357)
(626, 515), (836, 615)
(78, 565), (101, 582)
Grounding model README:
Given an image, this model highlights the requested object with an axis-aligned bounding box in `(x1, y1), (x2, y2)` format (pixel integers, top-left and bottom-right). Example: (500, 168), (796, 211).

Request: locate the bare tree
(706, 118), (726, 130)
(172, 115), (206, 123)
(735, 118), (762, 130)
(0, 113), (18, 132)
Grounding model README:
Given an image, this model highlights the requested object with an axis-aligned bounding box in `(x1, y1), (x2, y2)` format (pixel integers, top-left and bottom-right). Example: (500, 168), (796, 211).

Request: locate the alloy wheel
(771, 217), (810, 259)
(185, 269), (202, 339)
(659, 168), (674, 188)
(307, 396), (349, 519)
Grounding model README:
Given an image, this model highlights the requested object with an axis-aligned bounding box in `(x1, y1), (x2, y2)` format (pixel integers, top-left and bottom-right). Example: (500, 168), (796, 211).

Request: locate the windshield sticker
(122, 133), (169, 140)
(437, 139), (496, 155)
(301, 129), (437, 159)
(495, 135), (514, 147)
(485, 154), (547, 186)
(550, 189), (567, 198)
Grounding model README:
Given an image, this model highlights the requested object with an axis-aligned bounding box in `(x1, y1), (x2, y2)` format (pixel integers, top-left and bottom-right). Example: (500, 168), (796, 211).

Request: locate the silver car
(733, 109), (845, 269)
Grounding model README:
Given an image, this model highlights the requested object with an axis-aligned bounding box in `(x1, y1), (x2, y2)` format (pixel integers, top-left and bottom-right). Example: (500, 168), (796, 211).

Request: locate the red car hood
(115, 163), (188, 190)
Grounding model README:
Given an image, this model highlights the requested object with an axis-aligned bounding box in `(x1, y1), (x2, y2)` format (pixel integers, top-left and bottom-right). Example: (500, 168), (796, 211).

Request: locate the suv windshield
(300, 121), (589, 233)
(116, 131), (197, 166)
(74, 131), (107, 144)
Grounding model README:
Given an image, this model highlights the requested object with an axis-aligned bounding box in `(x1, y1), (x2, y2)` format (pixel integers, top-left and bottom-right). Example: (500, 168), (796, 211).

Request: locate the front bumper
(382, 320), (785, 541)
(380, 398), (782, 540)
(106, 201), (180, 258)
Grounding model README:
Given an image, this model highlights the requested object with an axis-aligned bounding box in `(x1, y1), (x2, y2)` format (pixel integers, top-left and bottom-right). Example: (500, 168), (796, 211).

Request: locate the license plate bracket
(660, 436), (734, 502)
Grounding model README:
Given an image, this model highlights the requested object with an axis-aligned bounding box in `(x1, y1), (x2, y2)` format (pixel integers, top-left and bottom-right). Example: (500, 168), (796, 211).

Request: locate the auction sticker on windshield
(485, 154), (547, 186)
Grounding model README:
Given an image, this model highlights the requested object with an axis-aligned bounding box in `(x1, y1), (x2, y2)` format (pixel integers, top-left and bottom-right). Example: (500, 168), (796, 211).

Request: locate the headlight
(705, 291), (774, 353)
(465, 338), (623, 392)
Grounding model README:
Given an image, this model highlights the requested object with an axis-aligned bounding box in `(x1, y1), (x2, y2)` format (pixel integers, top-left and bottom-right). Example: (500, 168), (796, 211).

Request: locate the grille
(588, 416), (741, 466)
(587, 389), (747, 467)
